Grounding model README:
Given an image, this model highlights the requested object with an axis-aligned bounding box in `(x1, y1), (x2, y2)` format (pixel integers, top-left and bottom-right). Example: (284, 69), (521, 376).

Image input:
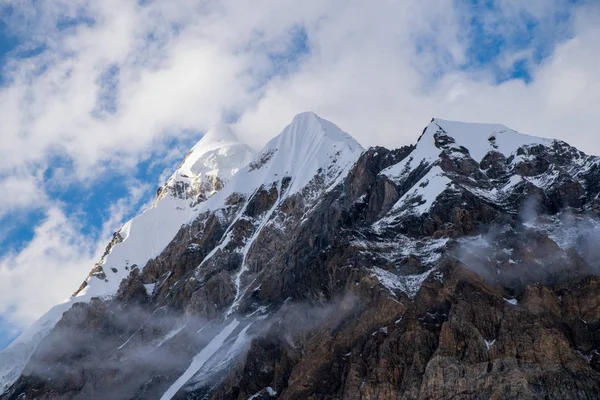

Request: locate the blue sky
(0, 15), (18, 348)
(0, 0), (598, 350)
(458, 0), (582, 83)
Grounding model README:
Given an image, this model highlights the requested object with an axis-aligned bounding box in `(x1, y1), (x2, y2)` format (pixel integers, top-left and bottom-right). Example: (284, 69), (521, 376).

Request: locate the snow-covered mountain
(2, 113), (600, 399)
(158, 124), (255, 204)
(0, 123), (256, 395)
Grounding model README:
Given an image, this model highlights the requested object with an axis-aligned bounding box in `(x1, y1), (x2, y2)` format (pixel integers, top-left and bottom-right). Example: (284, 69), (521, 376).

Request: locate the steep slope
(75, 125), (254, 300)
(0, 125), (255, 395)
(2, 115), (600, 400)
(0, 112), (365, 399)
(174, 111), (364, 317)
(367, 118), (598, 294)
(381, 118), (576, 224)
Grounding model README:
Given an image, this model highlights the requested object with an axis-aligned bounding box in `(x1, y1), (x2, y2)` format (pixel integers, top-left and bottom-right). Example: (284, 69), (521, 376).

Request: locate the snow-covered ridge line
(384, 118), (554, 181)
(159, 124), (255, 203)
(0, 111), (364, 394)
(379, 118), (572, 220)
(198, 111), (364, 207)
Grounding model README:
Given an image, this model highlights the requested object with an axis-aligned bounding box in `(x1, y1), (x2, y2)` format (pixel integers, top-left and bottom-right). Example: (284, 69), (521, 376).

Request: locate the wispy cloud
(0, 175), (151, 330)
(0, 207), (98, 330)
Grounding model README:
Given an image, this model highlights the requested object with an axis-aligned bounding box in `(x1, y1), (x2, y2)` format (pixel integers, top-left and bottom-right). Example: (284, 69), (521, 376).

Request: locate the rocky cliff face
(2, 113), (600, 400)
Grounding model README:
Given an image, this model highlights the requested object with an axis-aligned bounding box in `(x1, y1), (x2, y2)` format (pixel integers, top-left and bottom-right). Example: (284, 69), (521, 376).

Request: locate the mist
(6, 291), (358, 399)
(454, 196), (600, 290)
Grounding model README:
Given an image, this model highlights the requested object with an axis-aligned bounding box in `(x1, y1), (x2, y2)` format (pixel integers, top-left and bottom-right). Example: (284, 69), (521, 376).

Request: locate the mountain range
(1, 112), (599, 399)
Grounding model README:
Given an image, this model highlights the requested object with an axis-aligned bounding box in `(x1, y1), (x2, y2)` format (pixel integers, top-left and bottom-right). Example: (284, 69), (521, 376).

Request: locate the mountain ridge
(2, 113), (600, 399)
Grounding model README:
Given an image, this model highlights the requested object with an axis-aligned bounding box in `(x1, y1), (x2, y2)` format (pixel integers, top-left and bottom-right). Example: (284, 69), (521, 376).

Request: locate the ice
(202, 111), (363, 207)
(485, 338), (496, 350)
(385, 166), (451, 216)
(504, 298), (518, 305)
(143, 283), (156, 295)
(248, 387), (277, 400)
(370, 267), (433, 298)
(160, 319), (240, 400)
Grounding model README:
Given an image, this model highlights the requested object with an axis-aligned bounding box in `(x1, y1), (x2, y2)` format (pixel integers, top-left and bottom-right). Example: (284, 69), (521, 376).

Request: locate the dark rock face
(4, 121), (600, 400)
(209, 266), (600, 400)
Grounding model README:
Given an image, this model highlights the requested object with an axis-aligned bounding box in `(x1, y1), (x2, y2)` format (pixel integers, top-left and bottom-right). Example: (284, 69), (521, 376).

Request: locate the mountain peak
(253, 112), (364, 193)
(421, 118), (550, 162)
(177, 124), (251, 177)
(192, 123), (243, 153)
(291, 110), (319, 121)
(158, 125), (255, 204)
(285, 111), (359, 145)
(378, 116), (588, 232)
(195, 112), (364, 209)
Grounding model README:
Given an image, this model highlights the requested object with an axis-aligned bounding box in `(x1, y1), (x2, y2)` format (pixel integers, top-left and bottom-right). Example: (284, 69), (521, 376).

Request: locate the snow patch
(160, 319), (240, 400)
(187, 323), (253, 389)
(152, 324), (187, 350)
(248, 386), (278, 400)
(389, 166), (451, 216)
(370, 267), (432, 298)
(77, 195), (197, 299)
(143, 283), (156, 295)
(504, 298), (518, 306)
(431, 119), (551, 163)
(485, 339), (496, 350)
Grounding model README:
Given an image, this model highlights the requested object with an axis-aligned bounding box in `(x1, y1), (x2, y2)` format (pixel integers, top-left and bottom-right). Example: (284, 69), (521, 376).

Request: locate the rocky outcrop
(206, 265), (600, 400)
(72, 231), (123, 296)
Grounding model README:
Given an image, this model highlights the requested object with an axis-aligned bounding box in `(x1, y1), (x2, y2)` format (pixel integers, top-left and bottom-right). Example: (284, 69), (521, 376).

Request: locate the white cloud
(0, 208), (98, 329)
(0, 174), (45, 220)
(236, 1), (600, 151)
(0, 177), (151, 329)
(1, 0), (595, 169)
(0, 0), (598, 328)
